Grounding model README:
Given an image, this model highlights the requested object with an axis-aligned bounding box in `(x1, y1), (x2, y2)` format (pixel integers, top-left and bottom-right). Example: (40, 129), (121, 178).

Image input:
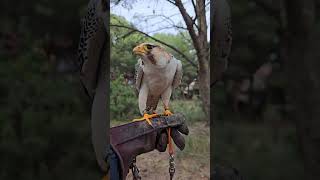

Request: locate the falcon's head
(133, 42), (172, 66)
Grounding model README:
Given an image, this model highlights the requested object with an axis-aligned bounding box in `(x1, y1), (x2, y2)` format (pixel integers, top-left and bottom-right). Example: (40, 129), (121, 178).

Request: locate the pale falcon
(132, 43), (183, 125)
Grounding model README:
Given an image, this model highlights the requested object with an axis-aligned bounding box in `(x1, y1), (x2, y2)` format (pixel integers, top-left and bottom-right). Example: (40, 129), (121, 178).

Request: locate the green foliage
(111, 14), (147, 77)
(170, 99), (206, 122)
(110, 76), (139, 121)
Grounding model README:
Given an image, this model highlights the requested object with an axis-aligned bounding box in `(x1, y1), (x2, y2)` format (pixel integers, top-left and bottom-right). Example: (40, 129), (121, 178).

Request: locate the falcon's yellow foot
(133, 113), (159, 126)
(163, 109), (173, 116)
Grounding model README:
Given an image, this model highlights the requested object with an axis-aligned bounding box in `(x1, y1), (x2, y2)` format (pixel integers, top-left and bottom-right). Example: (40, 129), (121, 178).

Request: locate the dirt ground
(126, 122), (210, 180)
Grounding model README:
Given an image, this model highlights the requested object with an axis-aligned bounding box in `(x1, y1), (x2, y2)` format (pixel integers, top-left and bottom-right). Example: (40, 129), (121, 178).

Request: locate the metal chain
(130, 134), (176, 180)
(169, 154), (175, 180)
(130, 157), (141, 180)
(130, 155), (175, 180)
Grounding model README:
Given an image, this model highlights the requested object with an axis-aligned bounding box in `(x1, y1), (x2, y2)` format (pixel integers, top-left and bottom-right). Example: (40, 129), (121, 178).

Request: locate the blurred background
(0, 0), (103, 179)
(213, 0), (320, 180)
(110, 0), (210, 179)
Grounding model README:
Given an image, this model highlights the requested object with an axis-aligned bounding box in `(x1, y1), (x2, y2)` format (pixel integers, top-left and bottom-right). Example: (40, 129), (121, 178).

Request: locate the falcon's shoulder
(134, 59), (144, 95)
(172, 58), (183, 88)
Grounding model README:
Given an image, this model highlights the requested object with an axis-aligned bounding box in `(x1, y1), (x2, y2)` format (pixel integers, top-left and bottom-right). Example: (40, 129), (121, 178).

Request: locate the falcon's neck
(144, 51), (172, 68)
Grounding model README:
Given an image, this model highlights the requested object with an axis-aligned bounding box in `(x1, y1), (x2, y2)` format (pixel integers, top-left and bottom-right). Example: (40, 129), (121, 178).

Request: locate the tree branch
(191, 0), (197, 14)
(193, 18), (199, 30)
(110, 24), (197, 68)
(195, 0), (208, 41)
(179, 32), (192, 45)
(146, 14), (184, 29)
(117, 30), (136, 40)
(173, 25), (188, 30)
(166, 0), (176, 5)
(144, 25), (187, 34)
(205, 1), (210, 8)
(174, 0), (200, 52)
(191, 0), (199, 29)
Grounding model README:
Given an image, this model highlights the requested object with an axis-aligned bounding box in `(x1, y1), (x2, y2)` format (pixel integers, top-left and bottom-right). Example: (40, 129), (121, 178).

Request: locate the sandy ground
(126, 122), (210, 180)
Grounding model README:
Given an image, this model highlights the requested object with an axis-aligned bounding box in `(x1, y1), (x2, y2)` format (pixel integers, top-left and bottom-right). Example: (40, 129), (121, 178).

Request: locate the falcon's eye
(146, 44), (153, 50)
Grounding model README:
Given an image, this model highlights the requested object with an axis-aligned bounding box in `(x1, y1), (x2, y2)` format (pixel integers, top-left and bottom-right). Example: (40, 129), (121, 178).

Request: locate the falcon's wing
(78, 0), (109, 172)
(134, 58), (144, 95)
(172, 59), (183, 88)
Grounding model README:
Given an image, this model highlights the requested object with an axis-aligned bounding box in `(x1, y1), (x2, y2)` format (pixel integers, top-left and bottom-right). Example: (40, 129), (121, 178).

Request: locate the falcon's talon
(133, 113), (159, 126)
(163, 109), (173, 116)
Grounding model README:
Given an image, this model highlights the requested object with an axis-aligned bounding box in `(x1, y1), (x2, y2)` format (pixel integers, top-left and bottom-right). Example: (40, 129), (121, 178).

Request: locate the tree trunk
(196, 0), (210, 120)
(284, 0), (320, 179)
(174, 0), (210, 120)
(198, 48), (210, 121)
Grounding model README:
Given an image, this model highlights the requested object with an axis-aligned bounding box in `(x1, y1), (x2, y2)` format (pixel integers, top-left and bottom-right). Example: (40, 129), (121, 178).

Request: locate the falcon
(132, 43), (183, 125)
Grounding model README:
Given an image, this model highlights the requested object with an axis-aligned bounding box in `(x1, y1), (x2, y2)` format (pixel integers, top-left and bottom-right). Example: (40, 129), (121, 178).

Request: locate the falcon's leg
(164, 108), (173, 116)
(133, 84), (159, 125)
(161, 86), (173, 116)
(133, 110), (159, 125)
(138, 84), (148, 115)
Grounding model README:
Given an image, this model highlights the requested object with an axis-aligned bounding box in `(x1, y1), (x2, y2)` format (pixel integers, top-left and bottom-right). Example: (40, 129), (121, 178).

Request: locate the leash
(167, 128), (175, 180)
(131, 157), (141, 180)
(130, 127), (176, 180)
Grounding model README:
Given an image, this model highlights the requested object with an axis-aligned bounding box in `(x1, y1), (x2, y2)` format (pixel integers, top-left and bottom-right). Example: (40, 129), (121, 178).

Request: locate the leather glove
(110, 113), (189, 180)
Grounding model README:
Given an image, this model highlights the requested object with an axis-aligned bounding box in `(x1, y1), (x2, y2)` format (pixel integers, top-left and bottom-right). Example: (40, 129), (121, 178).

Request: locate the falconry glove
(110, 113), (189, 180)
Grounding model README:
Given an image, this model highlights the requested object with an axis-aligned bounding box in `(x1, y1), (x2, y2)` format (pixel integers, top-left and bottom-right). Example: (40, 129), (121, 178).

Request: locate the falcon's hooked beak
(133, 43), (157, 65)
(133, 44), (147, 56)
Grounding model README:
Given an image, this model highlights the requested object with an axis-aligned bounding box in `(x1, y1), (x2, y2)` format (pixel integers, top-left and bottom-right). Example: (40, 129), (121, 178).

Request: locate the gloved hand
(110, 113), (189, 180)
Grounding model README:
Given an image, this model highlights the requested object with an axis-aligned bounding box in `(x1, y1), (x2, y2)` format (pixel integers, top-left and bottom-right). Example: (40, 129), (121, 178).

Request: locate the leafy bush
(170, 99), (206, 123)
(110, 76), (140, 121)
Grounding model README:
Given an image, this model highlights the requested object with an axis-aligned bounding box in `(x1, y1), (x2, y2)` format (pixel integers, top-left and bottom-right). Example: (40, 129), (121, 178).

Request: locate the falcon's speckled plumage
(133, 43), (182, 116)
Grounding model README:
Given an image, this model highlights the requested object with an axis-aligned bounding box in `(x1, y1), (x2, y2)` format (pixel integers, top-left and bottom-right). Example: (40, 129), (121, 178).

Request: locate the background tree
(173, 0), (210, 119)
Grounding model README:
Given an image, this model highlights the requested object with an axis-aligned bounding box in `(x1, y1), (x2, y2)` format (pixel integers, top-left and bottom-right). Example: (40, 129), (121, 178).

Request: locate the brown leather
(110, 113), (189, 180)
